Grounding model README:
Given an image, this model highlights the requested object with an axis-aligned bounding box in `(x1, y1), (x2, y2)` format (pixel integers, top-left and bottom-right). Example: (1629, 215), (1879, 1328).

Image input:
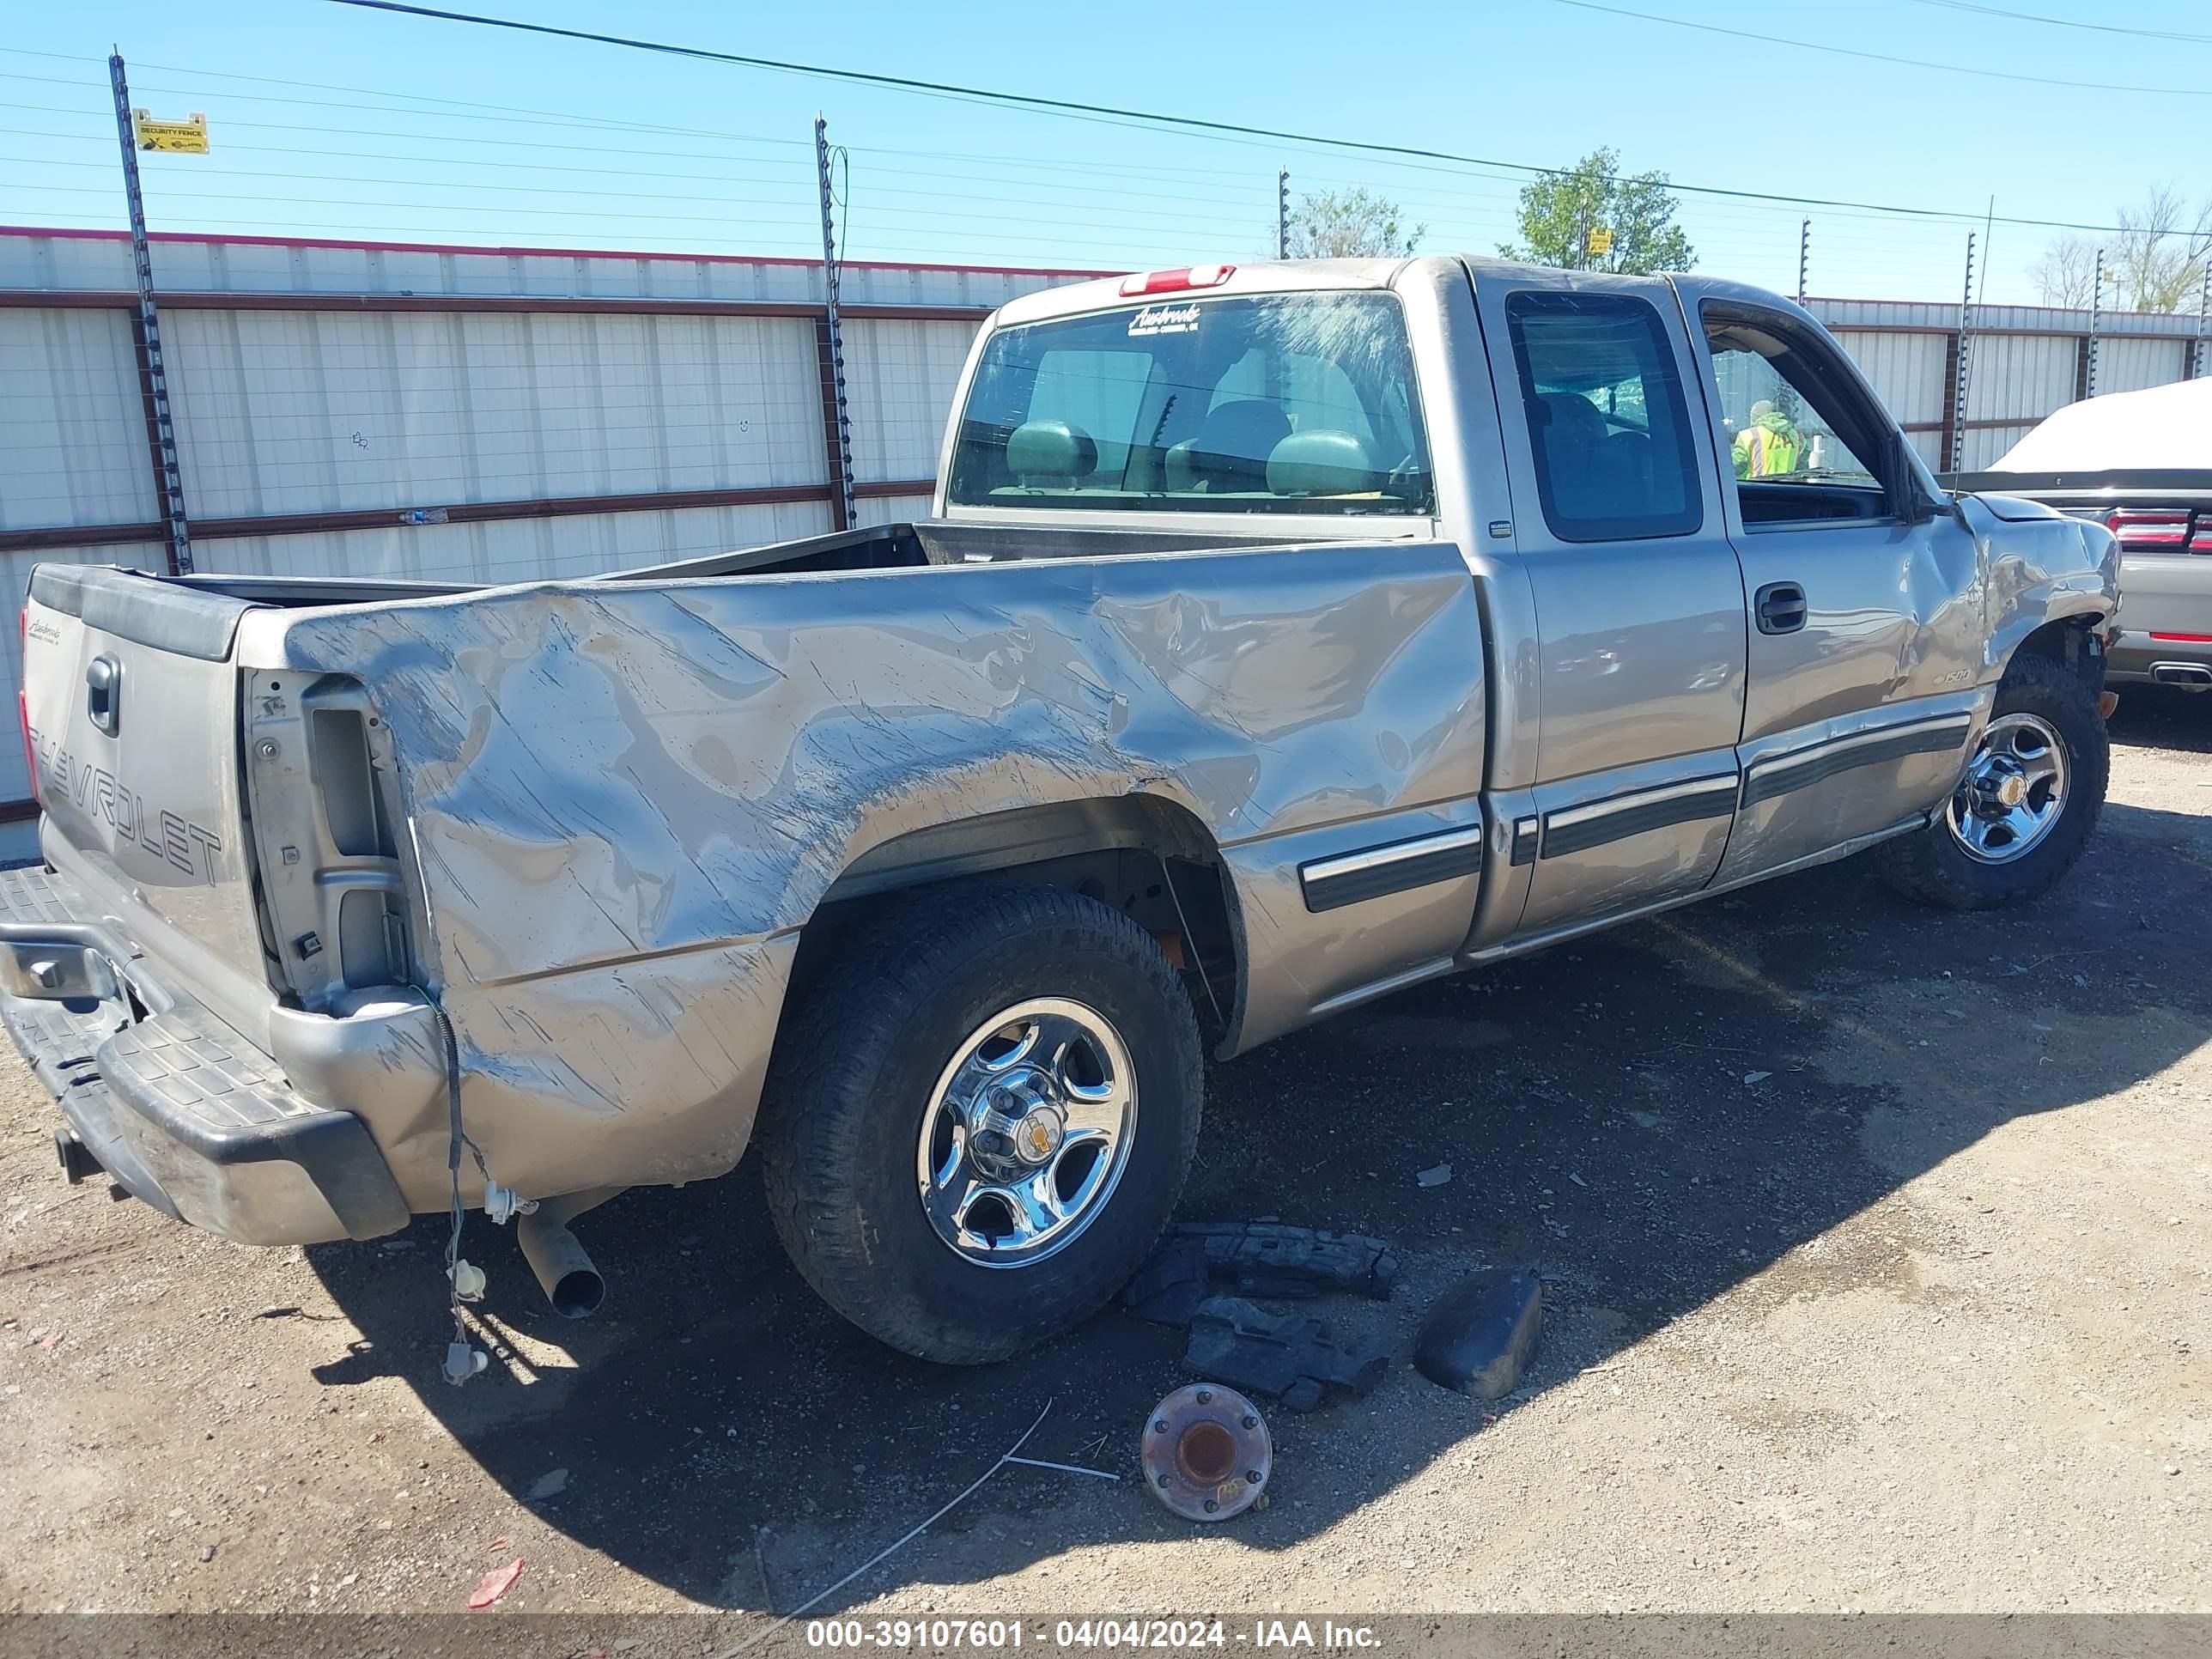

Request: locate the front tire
(758, 884), (1203, 1364)
(1880, 650), (2108, 911)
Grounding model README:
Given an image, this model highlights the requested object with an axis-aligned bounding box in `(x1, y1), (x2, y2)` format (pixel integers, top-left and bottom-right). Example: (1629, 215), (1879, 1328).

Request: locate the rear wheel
(1879, 650), (2108, 911)
(758, 884), (1203, 1364)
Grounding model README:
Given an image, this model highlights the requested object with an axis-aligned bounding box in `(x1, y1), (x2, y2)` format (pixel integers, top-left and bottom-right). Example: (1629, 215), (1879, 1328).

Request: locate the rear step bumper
(0, 863), (410, 1245)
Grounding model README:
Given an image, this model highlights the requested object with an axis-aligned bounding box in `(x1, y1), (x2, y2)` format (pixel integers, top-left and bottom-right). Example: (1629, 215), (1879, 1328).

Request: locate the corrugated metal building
(0, 226), (1106, 856)
(2, 227), (2206, 859)
(1813, 298), (2205, 471)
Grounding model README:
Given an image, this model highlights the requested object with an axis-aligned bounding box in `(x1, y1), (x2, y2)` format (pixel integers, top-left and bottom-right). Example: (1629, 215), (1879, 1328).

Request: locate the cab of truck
(931, 256), (2115, 933)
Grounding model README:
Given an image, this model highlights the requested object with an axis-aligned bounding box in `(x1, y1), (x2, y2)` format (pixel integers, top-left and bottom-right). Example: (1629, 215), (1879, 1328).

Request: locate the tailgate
(2119, 543), (2212, 641)
(21, 565), (276, 1046)
(2076, 499), (2212, 641)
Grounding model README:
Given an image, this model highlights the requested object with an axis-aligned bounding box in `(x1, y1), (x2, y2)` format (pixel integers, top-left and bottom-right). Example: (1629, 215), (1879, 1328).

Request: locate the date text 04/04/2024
(803, 1620), (1384, 1649)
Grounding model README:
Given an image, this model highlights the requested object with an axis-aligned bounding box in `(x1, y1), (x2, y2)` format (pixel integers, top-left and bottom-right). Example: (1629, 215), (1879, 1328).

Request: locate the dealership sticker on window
(1127, 303), (1202, 337)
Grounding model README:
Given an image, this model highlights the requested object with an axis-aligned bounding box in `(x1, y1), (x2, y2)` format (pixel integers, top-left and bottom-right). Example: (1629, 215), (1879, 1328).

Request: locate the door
(1686, 291), (1986, 884)
(1474, 274), (1748, 939)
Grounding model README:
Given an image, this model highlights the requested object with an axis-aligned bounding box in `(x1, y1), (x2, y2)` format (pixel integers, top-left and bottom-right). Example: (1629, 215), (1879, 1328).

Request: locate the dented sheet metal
(267, 543), (1488, 1200)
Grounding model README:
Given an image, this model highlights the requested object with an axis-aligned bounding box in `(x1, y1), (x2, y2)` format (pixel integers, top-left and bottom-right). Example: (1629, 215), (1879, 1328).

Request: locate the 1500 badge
(26, 726), (223, 882)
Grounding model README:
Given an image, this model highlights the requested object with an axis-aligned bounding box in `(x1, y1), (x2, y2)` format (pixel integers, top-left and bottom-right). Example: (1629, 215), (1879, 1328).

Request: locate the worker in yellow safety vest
(1733, 398), (1804, 479)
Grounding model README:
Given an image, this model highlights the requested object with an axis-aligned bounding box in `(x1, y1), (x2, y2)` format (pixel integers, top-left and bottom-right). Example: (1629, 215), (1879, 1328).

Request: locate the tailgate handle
(86, 654), (122, 737)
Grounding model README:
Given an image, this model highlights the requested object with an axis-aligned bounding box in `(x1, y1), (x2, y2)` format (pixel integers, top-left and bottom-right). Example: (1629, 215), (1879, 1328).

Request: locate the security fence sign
(131, 110), (209, 153)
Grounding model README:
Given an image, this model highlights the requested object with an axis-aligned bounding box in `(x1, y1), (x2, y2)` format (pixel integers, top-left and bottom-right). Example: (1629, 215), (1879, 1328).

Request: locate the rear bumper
(0, 863), (410, 1245)
(2108, 628), (2212, 687)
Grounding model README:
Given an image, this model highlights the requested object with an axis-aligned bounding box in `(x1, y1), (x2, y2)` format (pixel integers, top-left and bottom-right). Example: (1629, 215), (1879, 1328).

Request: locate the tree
(1498, 148), (1694, 275)
(2029, 237), (2098, 309)
(1284, 187), (1424, 258)
(2033, 187), (2211, 313)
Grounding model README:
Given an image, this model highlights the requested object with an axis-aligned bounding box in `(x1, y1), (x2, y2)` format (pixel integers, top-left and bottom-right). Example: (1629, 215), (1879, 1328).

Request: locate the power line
(2, 149), (1261, 228)
(4, 144), (810, 190)
(57, 193), (819, 229)
(321, 0), (2177, 235)
(1900, 0), (2212, 46)
(7, 155), (1255, 225)
(0, 137), (2054, 243)
(1, 103), (823, 165)
(0, 46), (815, 145)
(0, 179), (821, 218)
(1547, 0), (2212, 96)
(0, 69), (816, 149)
(844, 143), (1261, 188)
(9, 206), (1144, 260)
(0, 65), (1263, 198)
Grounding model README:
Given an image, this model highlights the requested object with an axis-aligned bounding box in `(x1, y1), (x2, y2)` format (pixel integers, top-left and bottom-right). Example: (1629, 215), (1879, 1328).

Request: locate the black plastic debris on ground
(1412, 1267), (1542, 1401)
(1122, 1222), (1400, 1327)
(1182, 1295), (1392, 1413)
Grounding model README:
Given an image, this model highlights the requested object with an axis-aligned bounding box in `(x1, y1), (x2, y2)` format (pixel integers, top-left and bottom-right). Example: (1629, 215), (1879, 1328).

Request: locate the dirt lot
(1, 696), (2206, 1624)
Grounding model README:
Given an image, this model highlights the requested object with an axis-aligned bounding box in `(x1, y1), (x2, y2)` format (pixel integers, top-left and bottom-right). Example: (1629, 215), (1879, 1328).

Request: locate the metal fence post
(1949, 232), (1975, 473)
(107, 52), (191, 576)
(2087, 248), (2104, 398)
(814, 115), (857, 534)
(2195, 264), (2209, 380)
(1277, 170), (1290, 260)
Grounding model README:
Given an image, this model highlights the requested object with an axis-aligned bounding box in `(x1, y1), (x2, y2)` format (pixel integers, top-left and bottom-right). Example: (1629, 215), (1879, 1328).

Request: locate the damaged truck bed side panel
(255, 541), (1490, 1205)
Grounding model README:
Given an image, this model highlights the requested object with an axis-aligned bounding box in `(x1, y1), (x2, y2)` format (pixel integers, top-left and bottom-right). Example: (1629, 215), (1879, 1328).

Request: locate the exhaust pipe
(2150, 663), (2212, 689)
(514, 1187), (623, 1318)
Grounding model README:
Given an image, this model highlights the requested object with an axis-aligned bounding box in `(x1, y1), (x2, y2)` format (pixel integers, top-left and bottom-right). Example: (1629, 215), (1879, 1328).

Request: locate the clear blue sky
(4, 0), (2207, 307)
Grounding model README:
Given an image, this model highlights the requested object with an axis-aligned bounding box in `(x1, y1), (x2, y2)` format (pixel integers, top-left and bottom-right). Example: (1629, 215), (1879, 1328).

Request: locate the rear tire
(1879, 650), (2107, 911)
(757, 884), (1203, 1364)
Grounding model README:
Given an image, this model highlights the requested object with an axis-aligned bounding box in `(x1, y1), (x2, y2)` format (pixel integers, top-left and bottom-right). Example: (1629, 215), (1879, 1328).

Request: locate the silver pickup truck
(4, 258), (2119, 1366)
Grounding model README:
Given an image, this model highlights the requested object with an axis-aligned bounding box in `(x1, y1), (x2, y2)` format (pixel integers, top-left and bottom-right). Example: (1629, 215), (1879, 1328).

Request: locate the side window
(1504, 292), (1703, 543)
(1701, 304), (1895, 524)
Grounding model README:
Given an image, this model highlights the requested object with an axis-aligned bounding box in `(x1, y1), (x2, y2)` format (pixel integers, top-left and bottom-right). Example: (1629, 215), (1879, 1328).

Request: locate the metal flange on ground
(1141, 1383), (1272, 1522)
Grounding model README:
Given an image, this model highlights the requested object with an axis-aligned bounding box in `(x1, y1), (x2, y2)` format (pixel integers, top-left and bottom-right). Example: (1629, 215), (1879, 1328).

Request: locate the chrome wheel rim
(1946, 713), (2069, 864)
(915, 997), (1138, 1268)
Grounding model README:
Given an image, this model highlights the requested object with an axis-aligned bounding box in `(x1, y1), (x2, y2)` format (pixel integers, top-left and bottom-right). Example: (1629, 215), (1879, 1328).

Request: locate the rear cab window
(1503, 291), (1704, 544)
(946, 293), (1437, 516)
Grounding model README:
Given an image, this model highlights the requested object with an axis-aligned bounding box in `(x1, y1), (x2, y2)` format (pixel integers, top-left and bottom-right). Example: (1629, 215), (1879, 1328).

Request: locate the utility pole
(2088, 247), (2104, 398)
(1950, 232), (1976, 474)
(108, 52), (191, 575)
(814, 115), (856, 534)
(1276, 169), (1290, 260)
(1796, 217), (1809, 307)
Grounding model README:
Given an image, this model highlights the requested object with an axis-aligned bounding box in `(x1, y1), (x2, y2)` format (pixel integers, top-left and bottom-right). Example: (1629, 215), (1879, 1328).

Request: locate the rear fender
(267, 543), (1487, 1194)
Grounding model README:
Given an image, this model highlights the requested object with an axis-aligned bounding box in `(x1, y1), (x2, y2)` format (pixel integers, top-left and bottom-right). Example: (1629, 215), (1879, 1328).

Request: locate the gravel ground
(0, 695), (2205, 1623)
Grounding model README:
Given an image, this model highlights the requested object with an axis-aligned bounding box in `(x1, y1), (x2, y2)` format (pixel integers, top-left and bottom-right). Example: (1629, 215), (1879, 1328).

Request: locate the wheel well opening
(2011, 617), (2103, 690)
(791, 797), (1242, 1042)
